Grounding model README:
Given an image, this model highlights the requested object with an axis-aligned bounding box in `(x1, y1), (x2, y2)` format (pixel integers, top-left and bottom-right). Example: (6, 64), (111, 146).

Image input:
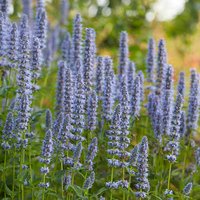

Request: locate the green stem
(21, 148), (25, 200)
(127, 174), (132, 200)
(110, 167), (114, 200)
(42, 173), (46, 200)
(167, 163), (172, 190)
(29, 145), (33, 200)
(61, 161), (64, 198)
(12, 150), (16, 200)
(122, 167), (125, 200)
(4, 151), (7, 198)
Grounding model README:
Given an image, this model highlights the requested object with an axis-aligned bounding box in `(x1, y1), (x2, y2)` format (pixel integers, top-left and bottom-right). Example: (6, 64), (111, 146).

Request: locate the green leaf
(5, 184), (13, 197)
(69, 185), (85, 199)
(91, 187), (107, 198)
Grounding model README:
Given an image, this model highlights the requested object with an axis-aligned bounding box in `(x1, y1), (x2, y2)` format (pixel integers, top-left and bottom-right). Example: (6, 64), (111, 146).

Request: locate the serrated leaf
(5, 184), (12, 197)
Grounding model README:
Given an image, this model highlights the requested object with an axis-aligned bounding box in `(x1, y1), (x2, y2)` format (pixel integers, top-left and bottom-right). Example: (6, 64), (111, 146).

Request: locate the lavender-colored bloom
(61, 32), (71, 63)
(195, 147), (200, 166)
(118, 31), (129, 79)
(36, 0), (45, 11)
(0, 12), (7, 57)
(164, 93), (183, 162)
(22, 0), (33, 22)
(71, 14), (82, 70)
(0, 0), (8, 15)
(146, 38), (156, 82)
(87, 91), (98, 131)
(127, 61), (135, 95)
(31, 36), (42, 79)
(83, 171), (95, 189)
(64, 173), (71, 190)
(17, 15), (32, 97)
(179, 111), (186, 137)
(40, 166), (49, 174)
(72, 64), (85, 137)
(187, 69), (200, 135)
(120, 75), (130, 137)
(138, 71), (144, 102)
(177, 72), (185, 98)
(96, 56), (105, 97)
(73, 142), (82, 164)
(45, 109), (52, 131)
(130, 75), (141, 118)
(56, 60), (66, 115)
(156, 39), (167, 94)
(102, 57), (114, 121)
(129, 145), (138, 167)
(63, 65), (73, 115)
(135, 136), (150, 199)
(60, 0), (69, 25)
(83, 28), (96, 92)
(161, 65), (174, 135)
(85, 137), (98, 170)
(183, 182), (192, 195)
(1, 112), (14, 149)
(106, 180), (128, 189)
(7, 23), (18, 62)
(15, 94), (31, 133)
(41, 129), (53, 164)
(35, 8), (47, 49)
(57, 114), (73, 154)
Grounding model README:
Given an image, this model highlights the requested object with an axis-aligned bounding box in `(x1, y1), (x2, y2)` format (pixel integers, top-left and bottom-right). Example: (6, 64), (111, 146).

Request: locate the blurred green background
(10, 0), (200, 75)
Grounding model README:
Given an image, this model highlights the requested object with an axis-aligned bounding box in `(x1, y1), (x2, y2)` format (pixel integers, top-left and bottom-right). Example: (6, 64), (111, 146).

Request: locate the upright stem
(167, 163), (172, 190)
(29, 144), (33, 200)
(4, 151), (7, 198)
(127, 174), (132, 200)
(21, 148), (25, 200)
(12, 150), (16, 200)
(61, 160), (64, 198)
(42, 173), (46, 200)
(110, 167), (114, 200)
(122, 167), (125, 200)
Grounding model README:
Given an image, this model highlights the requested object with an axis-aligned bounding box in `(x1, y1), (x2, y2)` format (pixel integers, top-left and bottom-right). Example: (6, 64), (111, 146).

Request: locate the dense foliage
(1, 0), (200, 200)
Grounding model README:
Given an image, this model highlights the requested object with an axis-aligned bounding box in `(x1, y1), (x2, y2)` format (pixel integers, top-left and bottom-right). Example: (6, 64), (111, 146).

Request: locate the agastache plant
(83, 28), (96, 92)
(55, 60), (66, 115)
(146, 38), (156, 82)
(31, 36), (42, 80)
(35, 8), (47, 49)
(130, 75), (141, 118)
(7, 23), (18, 64)
(85, 137), (98, 171)
(60, 0), (69, 25)
(1, 112), (14, 149)
(118, 31), (129, 80)
(86, 91), (98, 131)
(22, 0), (33, 22)
(96, 56), (105, 98)
(39, 129), (53, 193)
(177, 72), (185, 98)
(135, 136), (150, 199)
(156, 39), (167, 94)
(63, 65), (73, 115)
(161, 65), (174, 135)
(102, 57), (114, 121)
(61, 32), (71, 63)
(186, 69), (200, 137)
(127, 61), (135, 96)
(0, 0), (8, 15)
(71, 13), (82, 71)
